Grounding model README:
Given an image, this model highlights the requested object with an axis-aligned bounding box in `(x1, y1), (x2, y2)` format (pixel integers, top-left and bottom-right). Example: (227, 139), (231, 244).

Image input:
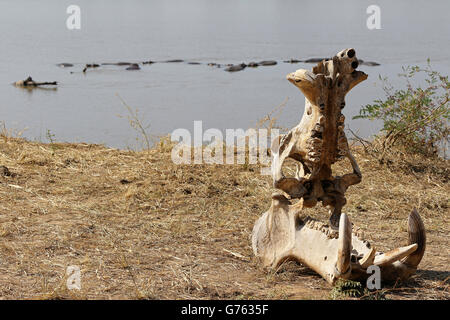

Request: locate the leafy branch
(353, 60), (449, 159)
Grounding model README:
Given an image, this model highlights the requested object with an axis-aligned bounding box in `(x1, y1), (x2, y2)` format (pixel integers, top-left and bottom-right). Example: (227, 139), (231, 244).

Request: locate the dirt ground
(0, 136), (448, 300)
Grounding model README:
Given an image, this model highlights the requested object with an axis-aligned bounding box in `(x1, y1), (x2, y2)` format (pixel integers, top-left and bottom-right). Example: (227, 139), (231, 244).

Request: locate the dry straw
(0, 123), (448, 299)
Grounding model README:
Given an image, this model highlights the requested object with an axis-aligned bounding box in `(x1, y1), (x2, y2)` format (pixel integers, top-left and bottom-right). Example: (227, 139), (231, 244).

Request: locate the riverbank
(0, 136), (448, 299)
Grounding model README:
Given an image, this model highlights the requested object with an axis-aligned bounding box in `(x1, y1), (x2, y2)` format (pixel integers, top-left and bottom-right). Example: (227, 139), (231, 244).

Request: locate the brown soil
(0, 136), (448, 299)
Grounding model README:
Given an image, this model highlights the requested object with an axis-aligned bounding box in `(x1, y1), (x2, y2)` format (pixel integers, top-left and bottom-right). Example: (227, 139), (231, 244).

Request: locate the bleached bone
(252, 196), (426, 284)
(336, 213), (352, 276)
(252, 48), (426, 285)
(271, 48), (366, 226)
(373, 244), (418, 266)
(358, 247), (376, 269)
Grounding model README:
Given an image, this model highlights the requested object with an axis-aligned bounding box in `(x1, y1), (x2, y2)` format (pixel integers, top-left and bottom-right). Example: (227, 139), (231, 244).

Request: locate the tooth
(336, 213), (352, 276)
(318, 116), (325, 125)
(309, 138), (322, 145)
(402, 208), (426, 268)
(359, 247), (376, 268)
(374, 244), (418, 266)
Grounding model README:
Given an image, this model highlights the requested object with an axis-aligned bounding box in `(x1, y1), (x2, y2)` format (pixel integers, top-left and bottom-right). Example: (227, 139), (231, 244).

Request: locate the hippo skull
(271, 48), (367, 227)
(252, 48), (426, 286)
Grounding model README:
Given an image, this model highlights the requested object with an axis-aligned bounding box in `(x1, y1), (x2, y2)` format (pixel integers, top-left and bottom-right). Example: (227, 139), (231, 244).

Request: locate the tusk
(371, 209), (427, 282)
(402, 208), (426, 268)
(359, 247), (376, 269)
(336, 213), (352, 276)
(374, 243), (418, 266)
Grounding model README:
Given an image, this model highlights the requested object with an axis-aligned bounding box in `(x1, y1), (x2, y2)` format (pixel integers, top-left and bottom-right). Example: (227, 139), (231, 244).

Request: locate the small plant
(330, 279), (365, 299)
(361, 288), (388, 300)
(256, 97), (289, 136)
(46, 129), (58, 154)
(46, 129), (56, 144)
(330, 279), (388, 300)
(0, 121), (27, 141)
(117, 94), (152, 151)
(353, 61), (449, 159)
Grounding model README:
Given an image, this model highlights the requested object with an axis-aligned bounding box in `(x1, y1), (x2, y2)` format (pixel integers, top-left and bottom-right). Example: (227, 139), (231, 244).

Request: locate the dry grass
(0, 134), (448, 300)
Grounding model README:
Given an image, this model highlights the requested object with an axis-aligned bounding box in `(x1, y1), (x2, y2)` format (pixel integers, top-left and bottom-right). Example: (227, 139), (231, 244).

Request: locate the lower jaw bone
(252, 197), (426, 285)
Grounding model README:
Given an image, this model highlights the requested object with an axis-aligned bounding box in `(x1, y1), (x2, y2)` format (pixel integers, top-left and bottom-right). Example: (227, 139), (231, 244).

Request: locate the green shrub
(330, 279), (388, 300)
(353, 61), (449, 158)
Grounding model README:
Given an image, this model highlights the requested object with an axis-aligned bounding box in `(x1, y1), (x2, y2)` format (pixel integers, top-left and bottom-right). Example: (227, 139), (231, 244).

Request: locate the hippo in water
(303, 58), (330, 63)
(126, 63), (141, 70)
(207, 62), (224, 68)
(14, 76), (57, 87)
(57, 63), (74, 68)
(364, 61), (380, 66)
(165, 59), (184, 63)
(102, 62), (132, 66)
(358, 59), (380, 66)
(283, 59), (302, 64)
(258, 60), (277, 66)
(82, 63), (100, 73)
(225, 63), (247, 72)
(247, 62), (259, 67)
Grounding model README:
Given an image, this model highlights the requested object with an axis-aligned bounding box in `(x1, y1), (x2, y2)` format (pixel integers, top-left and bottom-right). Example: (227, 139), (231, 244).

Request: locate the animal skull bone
(252, 48), (426, 285)
(271, 48), (367, 227)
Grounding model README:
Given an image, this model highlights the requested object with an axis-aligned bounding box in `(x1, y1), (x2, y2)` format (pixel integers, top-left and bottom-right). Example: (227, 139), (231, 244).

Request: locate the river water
(0, 0), (449, 149)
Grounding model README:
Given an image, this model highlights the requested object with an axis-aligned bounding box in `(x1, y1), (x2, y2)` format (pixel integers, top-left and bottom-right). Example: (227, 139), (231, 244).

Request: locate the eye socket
(295, 79), (302, 83)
